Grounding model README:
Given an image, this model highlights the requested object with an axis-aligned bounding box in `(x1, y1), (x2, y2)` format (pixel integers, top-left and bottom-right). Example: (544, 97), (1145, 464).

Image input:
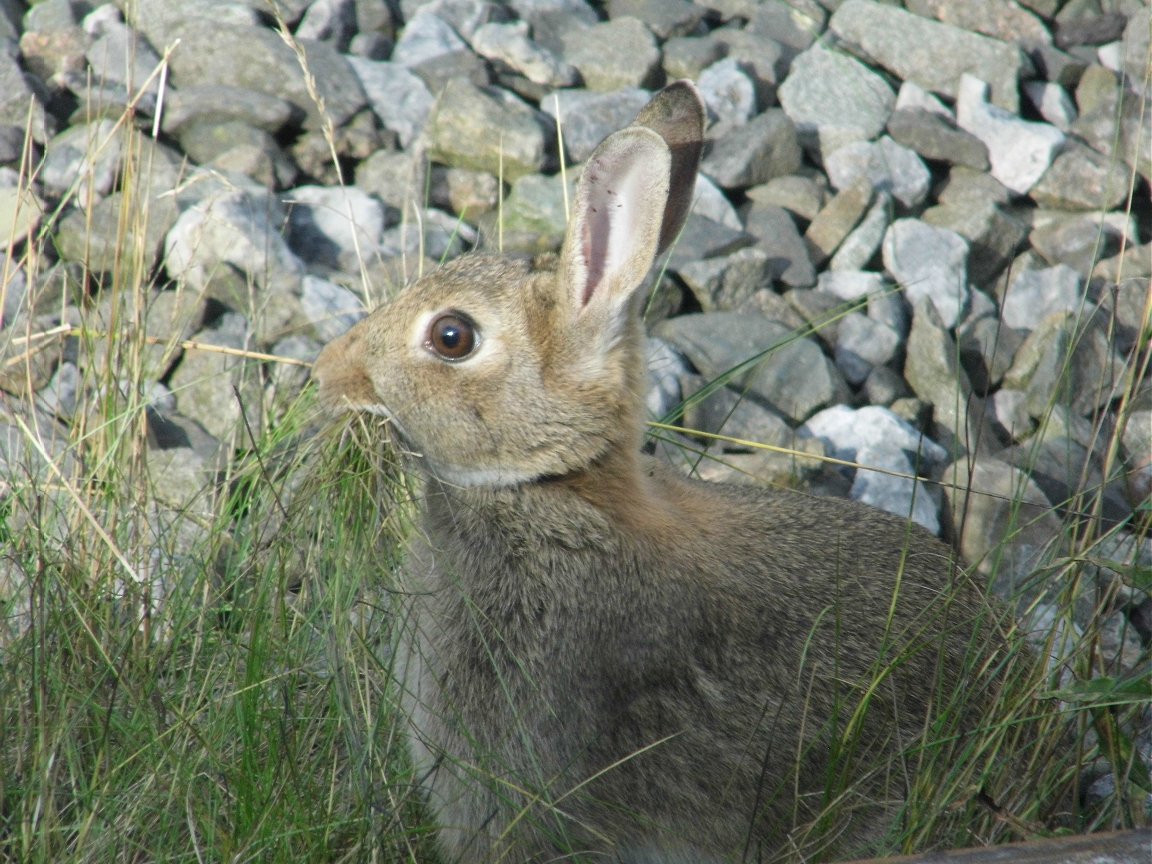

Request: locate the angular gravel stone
(284, 185), (388, 273)
(300, 275), (366, 342)
(1000, 265), (1083, 331)
(882, 219), (970, 328)
(777, 44), (895, 160)
(561, 17), (661, 91)
(831, 0), (1025, 113)
(701, 109), (802, 190)
(471, 20), (578, 87)
(653, 312), (848, 423)
(824, 137), (931, 210)
(426, 79), (551, 180)
(956, 75), (1065, 195)
(697, 58), (758, 128)
(542, 87), (650, 163)
(886, 108), (989, 171)
(348, 58), (434, 148)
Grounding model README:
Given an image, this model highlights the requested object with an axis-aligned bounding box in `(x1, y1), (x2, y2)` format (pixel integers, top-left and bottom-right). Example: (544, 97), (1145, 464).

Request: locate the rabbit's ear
(559, 81), (704, 324)
(560, 125), (672, 319)
(633, 80), (706, 258)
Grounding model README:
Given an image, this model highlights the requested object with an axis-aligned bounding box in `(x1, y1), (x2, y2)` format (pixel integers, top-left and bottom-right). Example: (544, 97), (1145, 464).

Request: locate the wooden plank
(844, 829), (1151, 864)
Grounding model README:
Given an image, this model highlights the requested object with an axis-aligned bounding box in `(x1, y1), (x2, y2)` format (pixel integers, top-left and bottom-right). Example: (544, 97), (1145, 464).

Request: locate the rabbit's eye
(428, 313), (477, 360)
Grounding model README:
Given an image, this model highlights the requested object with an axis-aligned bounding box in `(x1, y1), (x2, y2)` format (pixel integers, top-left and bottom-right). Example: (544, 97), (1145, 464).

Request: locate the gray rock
(830, 0), (1025, 113)
(284, 184), (388, 273)
(803, 177), (873, 267)
(348, 58), (434, 148)
(863, 364), (911, 406)
(691, 174), (741, 230)
(743, 204), (815, 288)
(380, 207), (476, 262)
(0, 46), (52, 144)
(161, 86), (297, 137)
(921, 198), (1029, 289)
(1000, 264), (1083, 330)
(1029, 211), (1133, 275)
(989, 388), (1032, 442)
(894, 80), (953, 117)
(607, 0), (705, 40)
(801, 404), (947, 532)
(427, 79), (552, 181)
(709, 28), (784, 107)
(164, 177), (305, 342)
(1121, 7), (1151, 99)
(1003, 311), (1127, 419)
(0, 182), (44, 254)
(677, 247), (773, 312)
(829, 192), (891, 272)
(697, 58), (758, 128)
(645, 337), (690, 420)
(904, 300), (996, 456)
(82, 9), (161, 88)
(165, 312), (261, 445)
(746, 0), (825, 55)
(40, 119), (122, 200)
(300, 275), (366, 342)
(295, 0), (358, 49)
(164, 19), (367, 131)
(429, 167), (501, 219)
(824, 136), (931, 210)
(542, 87), (650, 163)
(487, 171), (574, 253)
(882, 219), (970, 328)
(936, 165), (1012, 208)
(904, 0), (1050, 47)
(956, 75), (1065, 195)
(663, 213), (755, 273)
(816, 269), (886, 302)
(662, 34), (728, 81)
(958, 313), (1024, 393)
(701, 108), (802, 190)
(777, 44), (895, 161)
(746, 175), (826, 222)
(1030, 138), (1131, 212)
(34, 361), (82, 421)
(470, 20), (578, 87)
(355, 149), (426, 212)
(833, 312), (901, 386)
(654, 311), (848, 422)
(942, 454), (1062, 578)
(561, 16), (661, 91)
(1022, 81), (1076, 131)
(392, 6), (470, 67)
(886, 108), (989, 171)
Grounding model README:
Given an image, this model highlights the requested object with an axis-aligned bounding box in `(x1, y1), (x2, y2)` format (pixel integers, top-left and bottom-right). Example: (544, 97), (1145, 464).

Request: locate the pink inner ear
(581, 214), (605, 308)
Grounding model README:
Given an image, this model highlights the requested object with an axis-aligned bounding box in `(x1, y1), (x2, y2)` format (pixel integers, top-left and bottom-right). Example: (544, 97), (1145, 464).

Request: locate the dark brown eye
(427, 313), (477, 360)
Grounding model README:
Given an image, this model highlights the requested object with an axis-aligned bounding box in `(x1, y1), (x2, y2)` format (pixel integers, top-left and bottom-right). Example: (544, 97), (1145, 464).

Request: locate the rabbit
(312, 82), (1048, 863)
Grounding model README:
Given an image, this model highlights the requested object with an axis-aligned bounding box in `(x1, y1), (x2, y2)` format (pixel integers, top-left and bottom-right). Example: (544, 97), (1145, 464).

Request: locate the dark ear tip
(633, 81), (706, 145)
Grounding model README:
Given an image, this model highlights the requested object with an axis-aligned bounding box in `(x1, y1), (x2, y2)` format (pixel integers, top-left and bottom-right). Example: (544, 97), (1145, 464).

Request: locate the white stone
(956, 75), (1065, 195)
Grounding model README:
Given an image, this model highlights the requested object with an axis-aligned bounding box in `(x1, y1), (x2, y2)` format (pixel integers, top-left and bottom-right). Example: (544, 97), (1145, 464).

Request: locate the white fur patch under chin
(428, 461), (541, 488)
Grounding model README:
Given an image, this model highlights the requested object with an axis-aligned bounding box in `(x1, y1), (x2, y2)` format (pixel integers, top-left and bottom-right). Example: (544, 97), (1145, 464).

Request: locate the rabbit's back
(397, 452), (999, 862)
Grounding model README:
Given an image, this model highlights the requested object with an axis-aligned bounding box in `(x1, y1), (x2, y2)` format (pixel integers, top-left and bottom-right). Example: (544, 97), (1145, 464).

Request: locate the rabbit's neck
(422, 442), (689, 550)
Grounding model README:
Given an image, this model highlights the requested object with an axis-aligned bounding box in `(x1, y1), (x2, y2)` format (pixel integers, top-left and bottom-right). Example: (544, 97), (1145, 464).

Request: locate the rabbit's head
(313, 82), (705, 486)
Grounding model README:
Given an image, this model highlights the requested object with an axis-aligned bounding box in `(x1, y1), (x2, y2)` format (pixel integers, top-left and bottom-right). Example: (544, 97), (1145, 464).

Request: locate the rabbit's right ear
(558, 81), (704, 327)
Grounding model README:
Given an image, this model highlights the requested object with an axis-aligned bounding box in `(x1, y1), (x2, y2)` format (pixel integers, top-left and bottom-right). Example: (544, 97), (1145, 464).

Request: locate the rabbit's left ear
(560, 125), (672, 320)
(559, 81), (705, 323)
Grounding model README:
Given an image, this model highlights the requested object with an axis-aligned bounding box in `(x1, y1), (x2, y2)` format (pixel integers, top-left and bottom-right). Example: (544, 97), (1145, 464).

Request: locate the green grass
(1, 32), (1150, 864)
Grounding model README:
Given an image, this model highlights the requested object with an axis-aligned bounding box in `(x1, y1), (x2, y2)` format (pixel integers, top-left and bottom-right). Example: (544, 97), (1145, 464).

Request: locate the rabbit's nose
(312, 328), (377, 411)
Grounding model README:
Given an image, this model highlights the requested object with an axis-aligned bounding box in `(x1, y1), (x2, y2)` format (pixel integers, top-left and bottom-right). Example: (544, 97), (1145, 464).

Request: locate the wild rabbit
(313, 82), (1049, 862)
